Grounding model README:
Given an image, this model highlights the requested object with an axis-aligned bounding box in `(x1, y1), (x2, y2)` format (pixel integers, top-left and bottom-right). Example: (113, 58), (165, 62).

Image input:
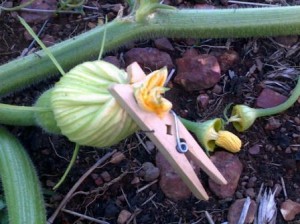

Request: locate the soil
(1, 1), (300, 224)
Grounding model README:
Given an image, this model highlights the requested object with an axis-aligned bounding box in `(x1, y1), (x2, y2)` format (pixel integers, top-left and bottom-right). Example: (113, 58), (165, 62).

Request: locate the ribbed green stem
(1, 6), (300, 96)
(0, 127), (46, 224)
(255, 76), (300, 117)
(0, 103), (46, 126)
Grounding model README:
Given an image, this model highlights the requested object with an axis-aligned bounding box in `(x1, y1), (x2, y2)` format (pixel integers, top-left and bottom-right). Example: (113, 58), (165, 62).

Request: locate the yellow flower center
(134, 67), (172, 118)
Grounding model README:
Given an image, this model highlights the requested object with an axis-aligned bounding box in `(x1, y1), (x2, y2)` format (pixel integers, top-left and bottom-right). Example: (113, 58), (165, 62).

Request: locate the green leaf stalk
(0, 127), (46, 224)
(1, 6), (300, 96)
(228, 76), (300, 131)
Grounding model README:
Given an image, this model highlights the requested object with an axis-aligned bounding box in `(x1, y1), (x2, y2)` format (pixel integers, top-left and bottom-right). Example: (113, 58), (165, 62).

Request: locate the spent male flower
(134, 67), (172, 118)
(228, 105), (258, 132)
(180, 117), (242, 153)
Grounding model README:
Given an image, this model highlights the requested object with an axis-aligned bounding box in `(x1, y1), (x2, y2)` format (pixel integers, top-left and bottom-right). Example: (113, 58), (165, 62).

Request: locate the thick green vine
(1, 6), (300, 96)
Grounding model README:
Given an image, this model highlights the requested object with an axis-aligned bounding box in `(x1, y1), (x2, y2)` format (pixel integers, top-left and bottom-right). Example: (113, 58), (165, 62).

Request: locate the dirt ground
(1, 0), (300, 223)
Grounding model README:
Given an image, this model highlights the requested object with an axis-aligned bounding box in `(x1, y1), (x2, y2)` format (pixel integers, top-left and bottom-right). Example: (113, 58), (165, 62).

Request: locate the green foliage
(0, 196), (9, 224)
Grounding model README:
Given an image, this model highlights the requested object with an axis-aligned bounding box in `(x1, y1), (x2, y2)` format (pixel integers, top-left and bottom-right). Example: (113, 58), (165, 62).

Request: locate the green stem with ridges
(255, 76), (300, 117)
(1, 6), (300, 96)
(0, 103), (47, 126)
(0, 127), (46, 224)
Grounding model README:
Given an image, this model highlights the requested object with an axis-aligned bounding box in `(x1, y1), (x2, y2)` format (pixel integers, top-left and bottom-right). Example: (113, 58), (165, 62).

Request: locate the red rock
(208, 151), (243, 198)
(20, 0), (57, 24)
(227, 198), (257, 224)
(156, 152), (199, 201)
(103, 56), (121, 68)
(255, 88), (287, 108)
(124, 47), (174, 71)
(175, 54), (221, 91)
(154, 38), (174, 52)
(280, 199), (300, 221)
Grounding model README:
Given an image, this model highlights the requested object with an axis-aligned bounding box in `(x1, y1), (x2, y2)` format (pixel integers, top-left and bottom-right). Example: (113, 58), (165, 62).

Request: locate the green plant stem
(0, 0), (35, 11)
(255, 76), (300, 117)
(0, 103), (46, 126)
(0, 127), (46, 224)
(1, 6), (300, 96)
(53, 143), (80, 190)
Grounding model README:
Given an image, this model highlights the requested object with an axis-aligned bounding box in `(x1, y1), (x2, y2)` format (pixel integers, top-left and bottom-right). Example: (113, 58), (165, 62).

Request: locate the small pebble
(131, 176), (140, 185)
(100, 171), (111, 182)
(197, 93), (209, 110)
(248, 144), (261, 155)
(94, 177), (104, 186)
(216, 50), (240, 72)
(145, 141), (155, 153)
(140, 162), (160, 182)
(264, 117), (281, 130)
(212, 84), (223, 94)
(124, 47), (174, 71)
(247, 176), (257, 188)
(117, 210), (132, 224)
(245, 188), (256, 198)
(175, 54), (221, 91)
(110, 152), (126, 164)
(235, 191), (243, 199)
(154, 38), (174, 52)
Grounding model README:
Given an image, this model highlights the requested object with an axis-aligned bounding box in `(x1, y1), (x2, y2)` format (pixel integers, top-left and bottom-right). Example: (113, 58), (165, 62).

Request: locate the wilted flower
(134, 67), (172, 118)
(228, 104), (258, 132)
(180, 118), (242, 153)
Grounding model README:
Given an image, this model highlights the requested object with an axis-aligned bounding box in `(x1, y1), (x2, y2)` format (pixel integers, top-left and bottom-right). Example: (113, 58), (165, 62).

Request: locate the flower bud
(50, 60), (138, 147)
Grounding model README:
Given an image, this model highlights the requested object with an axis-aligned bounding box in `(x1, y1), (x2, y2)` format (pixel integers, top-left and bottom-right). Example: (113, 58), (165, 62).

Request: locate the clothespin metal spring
(170, 110), (188, 153)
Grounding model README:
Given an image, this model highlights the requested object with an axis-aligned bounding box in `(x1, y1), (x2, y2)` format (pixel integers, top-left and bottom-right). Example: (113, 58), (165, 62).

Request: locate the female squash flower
(180, 117), (242, 153)
(134, 67), (172, 118)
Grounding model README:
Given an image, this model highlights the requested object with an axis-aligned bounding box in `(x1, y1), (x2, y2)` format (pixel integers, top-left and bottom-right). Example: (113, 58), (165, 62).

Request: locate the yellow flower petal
(215, 130), (242, 153)
(134, 67), (172, 118)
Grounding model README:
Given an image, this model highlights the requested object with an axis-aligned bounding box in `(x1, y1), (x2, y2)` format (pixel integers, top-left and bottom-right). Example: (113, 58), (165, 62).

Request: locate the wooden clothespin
(109, 62), (227, 200)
